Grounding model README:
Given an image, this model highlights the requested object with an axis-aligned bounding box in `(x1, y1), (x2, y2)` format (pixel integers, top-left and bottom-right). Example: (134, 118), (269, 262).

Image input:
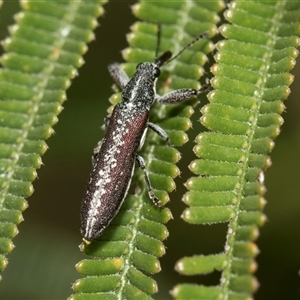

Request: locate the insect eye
(153, 67), (160, 77)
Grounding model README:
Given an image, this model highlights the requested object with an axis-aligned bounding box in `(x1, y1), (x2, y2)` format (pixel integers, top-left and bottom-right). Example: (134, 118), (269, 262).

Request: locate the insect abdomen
(81, 104), (149, 240)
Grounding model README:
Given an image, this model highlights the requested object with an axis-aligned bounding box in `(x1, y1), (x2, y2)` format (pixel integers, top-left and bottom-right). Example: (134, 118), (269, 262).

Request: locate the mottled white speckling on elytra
(81, 32), (209, 242)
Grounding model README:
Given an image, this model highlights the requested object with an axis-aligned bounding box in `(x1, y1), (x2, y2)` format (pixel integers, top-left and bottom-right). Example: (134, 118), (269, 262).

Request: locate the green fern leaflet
(71, 1), (223, 299)
(173, 1), (300, 300)
(0, 0), (105, 279)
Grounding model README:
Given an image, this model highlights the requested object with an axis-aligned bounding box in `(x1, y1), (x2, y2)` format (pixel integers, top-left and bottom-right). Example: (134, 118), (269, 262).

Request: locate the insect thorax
(121, 62), (158, 110)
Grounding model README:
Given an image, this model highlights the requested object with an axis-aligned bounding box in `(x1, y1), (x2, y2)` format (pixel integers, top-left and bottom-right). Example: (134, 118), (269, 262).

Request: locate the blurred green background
(0, 1), (299, 299)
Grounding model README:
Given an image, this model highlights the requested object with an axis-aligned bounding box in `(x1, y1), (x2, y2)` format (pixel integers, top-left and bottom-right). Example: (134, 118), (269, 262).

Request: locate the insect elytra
(80, 29), (209, 242)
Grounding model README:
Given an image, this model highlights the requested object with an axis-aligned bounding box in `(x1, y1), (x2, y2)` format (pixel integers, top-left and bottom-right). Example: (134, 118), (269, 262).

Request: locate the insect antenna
(155, 24), (162, 60)
(155, 31), (209, 68)
(166, 31), (208, 65)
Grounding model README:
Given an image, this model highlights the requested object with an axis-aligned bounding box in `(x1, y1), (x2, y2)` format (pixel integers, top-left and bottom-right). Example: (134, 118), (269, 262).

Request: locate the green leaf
(71, 0), (223, 299)
(175, 1), (300, 299)
(171, 284), (223, 300)
(175, 254), (226, 275)
(0, 0), (106, 278)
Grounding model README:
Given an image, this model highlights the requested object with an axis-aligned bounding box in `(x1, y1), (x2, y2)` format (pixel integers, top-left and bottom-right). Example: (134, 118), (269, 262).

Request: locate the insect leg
(101, 115), (111, 131)
(147, 122), (170, 146)
(136, 155), (160, 206)
(92, 140), (103, 165)
(108, 63), (130, 89)
(156, 85), (209, 104)
(94, 115), (112, 164)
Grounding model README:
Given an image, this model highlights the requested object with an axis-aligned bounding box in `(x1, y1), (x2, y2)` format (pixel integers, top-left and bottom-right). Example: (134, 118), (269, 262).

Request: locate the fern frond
(173, 1), (300, 299)
(0, 0), (106, 278)
(72, 1), (223, 299)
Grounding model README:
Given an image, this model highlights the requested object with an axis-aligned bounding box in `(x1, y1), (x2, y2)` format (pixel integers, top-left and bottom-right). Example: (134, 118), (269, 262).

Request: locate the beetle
(81, 31), (208, 241)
